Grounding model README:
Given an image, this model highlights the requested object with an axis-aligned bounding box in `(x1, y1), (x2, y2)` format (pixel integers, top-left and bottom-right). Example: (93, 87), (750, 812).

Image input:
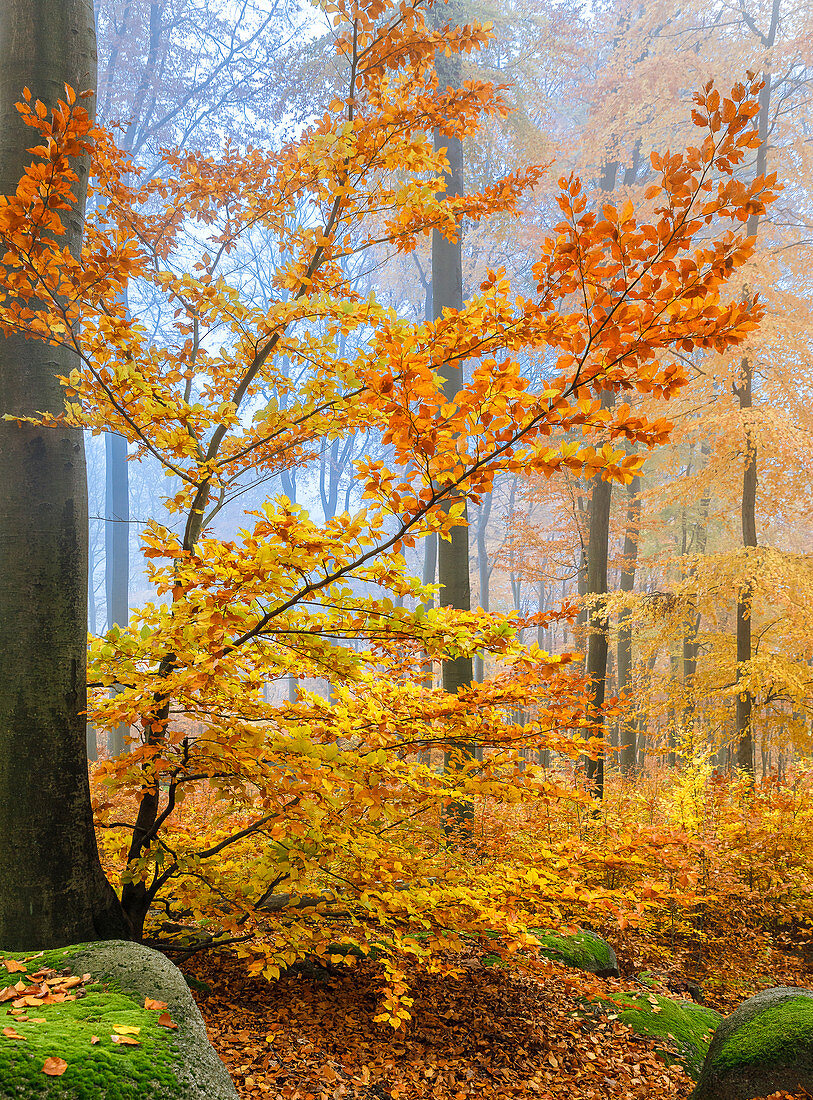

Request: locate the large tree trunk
(0, 0), (130, 948)
(617, 470), (641, 776)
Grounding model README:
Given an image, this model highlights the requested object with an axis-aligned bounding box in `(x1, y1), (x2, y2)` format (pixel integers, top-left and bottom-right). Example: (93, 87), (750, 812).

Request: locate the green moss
(594, 993), (721, 1079)
(530, 929), (616, 973)
(712, 997), (813, 1072)
(0, 948), (180, 1098)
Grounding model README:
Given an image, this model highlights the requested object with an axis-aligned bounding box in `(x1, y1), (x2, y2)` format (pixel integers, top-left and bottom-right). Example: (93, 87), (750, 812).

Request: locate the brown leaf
(111, 1034), (141, 1045)
(158, 1012), (178, 1029)
(145, 997), (168, 1011)
(2, 1027), (26, 1040)
(42, 1057), (68, 1076)
(3, 960), (27, 974)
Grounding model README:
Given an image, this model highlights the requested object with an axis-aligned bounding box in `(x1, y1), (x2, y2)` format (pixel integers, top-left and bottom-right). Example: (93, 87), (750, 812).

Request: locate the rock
(532, 928), (620, 977)
(594, 991), (721, 1078)
(690, 985), (813, 1100)
(0, 940), (238, 1099)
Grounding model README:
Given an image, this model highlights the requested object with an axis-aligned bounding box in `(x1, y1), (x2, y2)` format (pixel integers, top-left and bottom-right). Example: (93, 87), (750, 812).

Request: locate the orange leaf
(144, 997), (168, 1011)
(90, 1035), (100, 1045)
(2, 1027), (26, 1040)
(43, 1057), (68, 1076)
(158, 1012), (178, 1029)
(111, 1034), (141, 1045)
(2, 960), (26, 974)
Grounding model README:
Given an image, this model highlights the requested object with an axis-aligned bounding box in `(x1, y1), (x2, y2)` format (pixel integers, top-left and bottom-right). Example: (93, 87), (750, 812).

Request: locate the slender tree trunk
(617, 471), (641, 776)
(583, 392), (615, 799)
(473, 490), (492, 683)
(0, 0), (130, 948)
(432, 17), (474, 834)
(105, 430), (130, 756)
(733, 2), (777, 772)
(735, 358), (757, 773)
(682, 442), (710, 745)
(421, 531), (437, 692)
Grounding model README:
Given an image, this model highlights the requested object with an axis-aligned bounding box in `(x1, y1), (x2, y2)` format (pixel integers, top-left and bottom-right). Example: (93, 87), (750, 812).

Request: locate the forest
(0, 0), (812, 1098)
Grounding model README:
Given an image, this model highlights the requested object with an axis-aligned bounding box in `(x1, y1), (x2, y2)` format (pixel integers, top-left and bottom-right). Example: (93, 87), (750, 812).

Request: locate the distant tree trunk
(105, 430), (130, 756)
(536, 578), (550, 767)
(473, 490), (492, 683)
(617, 470), (640, 776)
(0, 0), (130, 948)
(421, 531), (437, 691)
(682, 442), (710, 743)
(583, 392), (615, 799)
(433, 15), (474, 834)
(733, 8), (776, 773)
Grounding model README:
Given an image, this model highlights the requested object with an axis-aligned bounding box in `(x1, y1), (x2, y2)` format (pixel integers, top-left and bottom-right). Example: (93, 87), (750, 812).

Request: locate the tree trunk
(617, 470), (641, 776)
(733, 2), (776, 772)
(583, 392), (615, 799)
(0, 0), (130, 948)
(682, 442), (710, 745)
(473, 490), (492, 683)
(421, 531), (437, 691)
(105, 430), (130, 756)
(433, 20), (474, 834)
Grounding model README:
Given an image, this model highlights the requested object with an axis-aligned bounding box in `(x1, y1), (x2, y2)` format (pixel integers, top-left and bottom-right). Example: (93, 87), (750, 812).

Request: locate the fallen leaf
(43, 1057), (68, 1076)
(0, 988), (15, 1003)
(112, 1025), (141, 1035)
(30, 1018), (46, 1024)
(3, 960), (26, 974)
(158, 1012), (178, 1029)
(90, 1035), (100, 1045)
(145, 997), (168, 1011)
(2, 1027), (26, 1040)
(111, 1034), (141, 1046)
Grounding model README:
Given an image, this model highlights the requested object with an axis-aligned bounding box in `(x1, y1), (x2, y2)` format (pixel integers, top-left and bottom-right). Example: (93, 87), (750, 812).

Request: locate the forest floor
(180, 922), (813, 1100)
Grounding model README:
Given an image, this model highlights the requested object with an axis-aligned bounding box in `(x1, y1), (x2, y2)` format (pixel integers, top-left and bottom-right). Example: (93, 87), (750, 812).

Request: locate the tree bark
(682, 441), (710, 743)
(583, 391), (615, 799)
(0, 0), (130, 947)
(105, 429), (130, 756)
(473, 490), (492, 684)
(432, 16), (474, 834)
(733, 0), (778, 773)
(617, 470), (641, 776)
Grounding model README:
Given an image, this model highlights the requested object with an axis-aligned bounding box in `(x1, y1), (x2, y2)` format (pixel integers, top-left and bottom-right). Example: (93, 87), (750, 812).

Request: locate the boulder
(0, 940), (238, 1099)
(596, 991), (721, 1078)
(533, 928), (620, 977)
(691, 985), (813, 1100)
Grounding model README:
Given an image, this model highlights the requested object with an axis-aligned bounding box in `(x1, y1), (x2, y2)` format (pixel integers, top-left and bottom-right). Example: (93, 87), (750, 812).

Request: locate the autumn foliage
(0, 0), (779, 1023)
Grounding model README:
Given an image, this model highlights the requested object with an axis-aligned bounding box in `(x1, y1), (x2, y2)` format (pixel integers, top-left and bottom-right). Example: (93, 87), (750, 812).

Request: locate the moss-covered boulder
(532, 929), (619, 977)
(691, 986), (813, 1100)
(599, 991), (721, 1079)
(0, 940), (238, 1099)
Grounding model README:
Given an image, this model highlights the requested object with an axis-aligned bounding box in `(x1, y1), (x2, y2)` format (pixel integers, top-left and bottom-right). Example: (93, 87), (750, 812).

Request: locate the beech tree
(0, 0), (129, 948)
(0, 0), (775, 1010)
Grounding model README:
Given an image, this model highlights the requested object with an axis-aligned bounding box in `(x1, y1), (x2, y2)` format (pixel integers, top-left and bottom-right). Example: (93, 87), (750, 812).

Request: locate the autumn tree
(0, 0), (775, 1004)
